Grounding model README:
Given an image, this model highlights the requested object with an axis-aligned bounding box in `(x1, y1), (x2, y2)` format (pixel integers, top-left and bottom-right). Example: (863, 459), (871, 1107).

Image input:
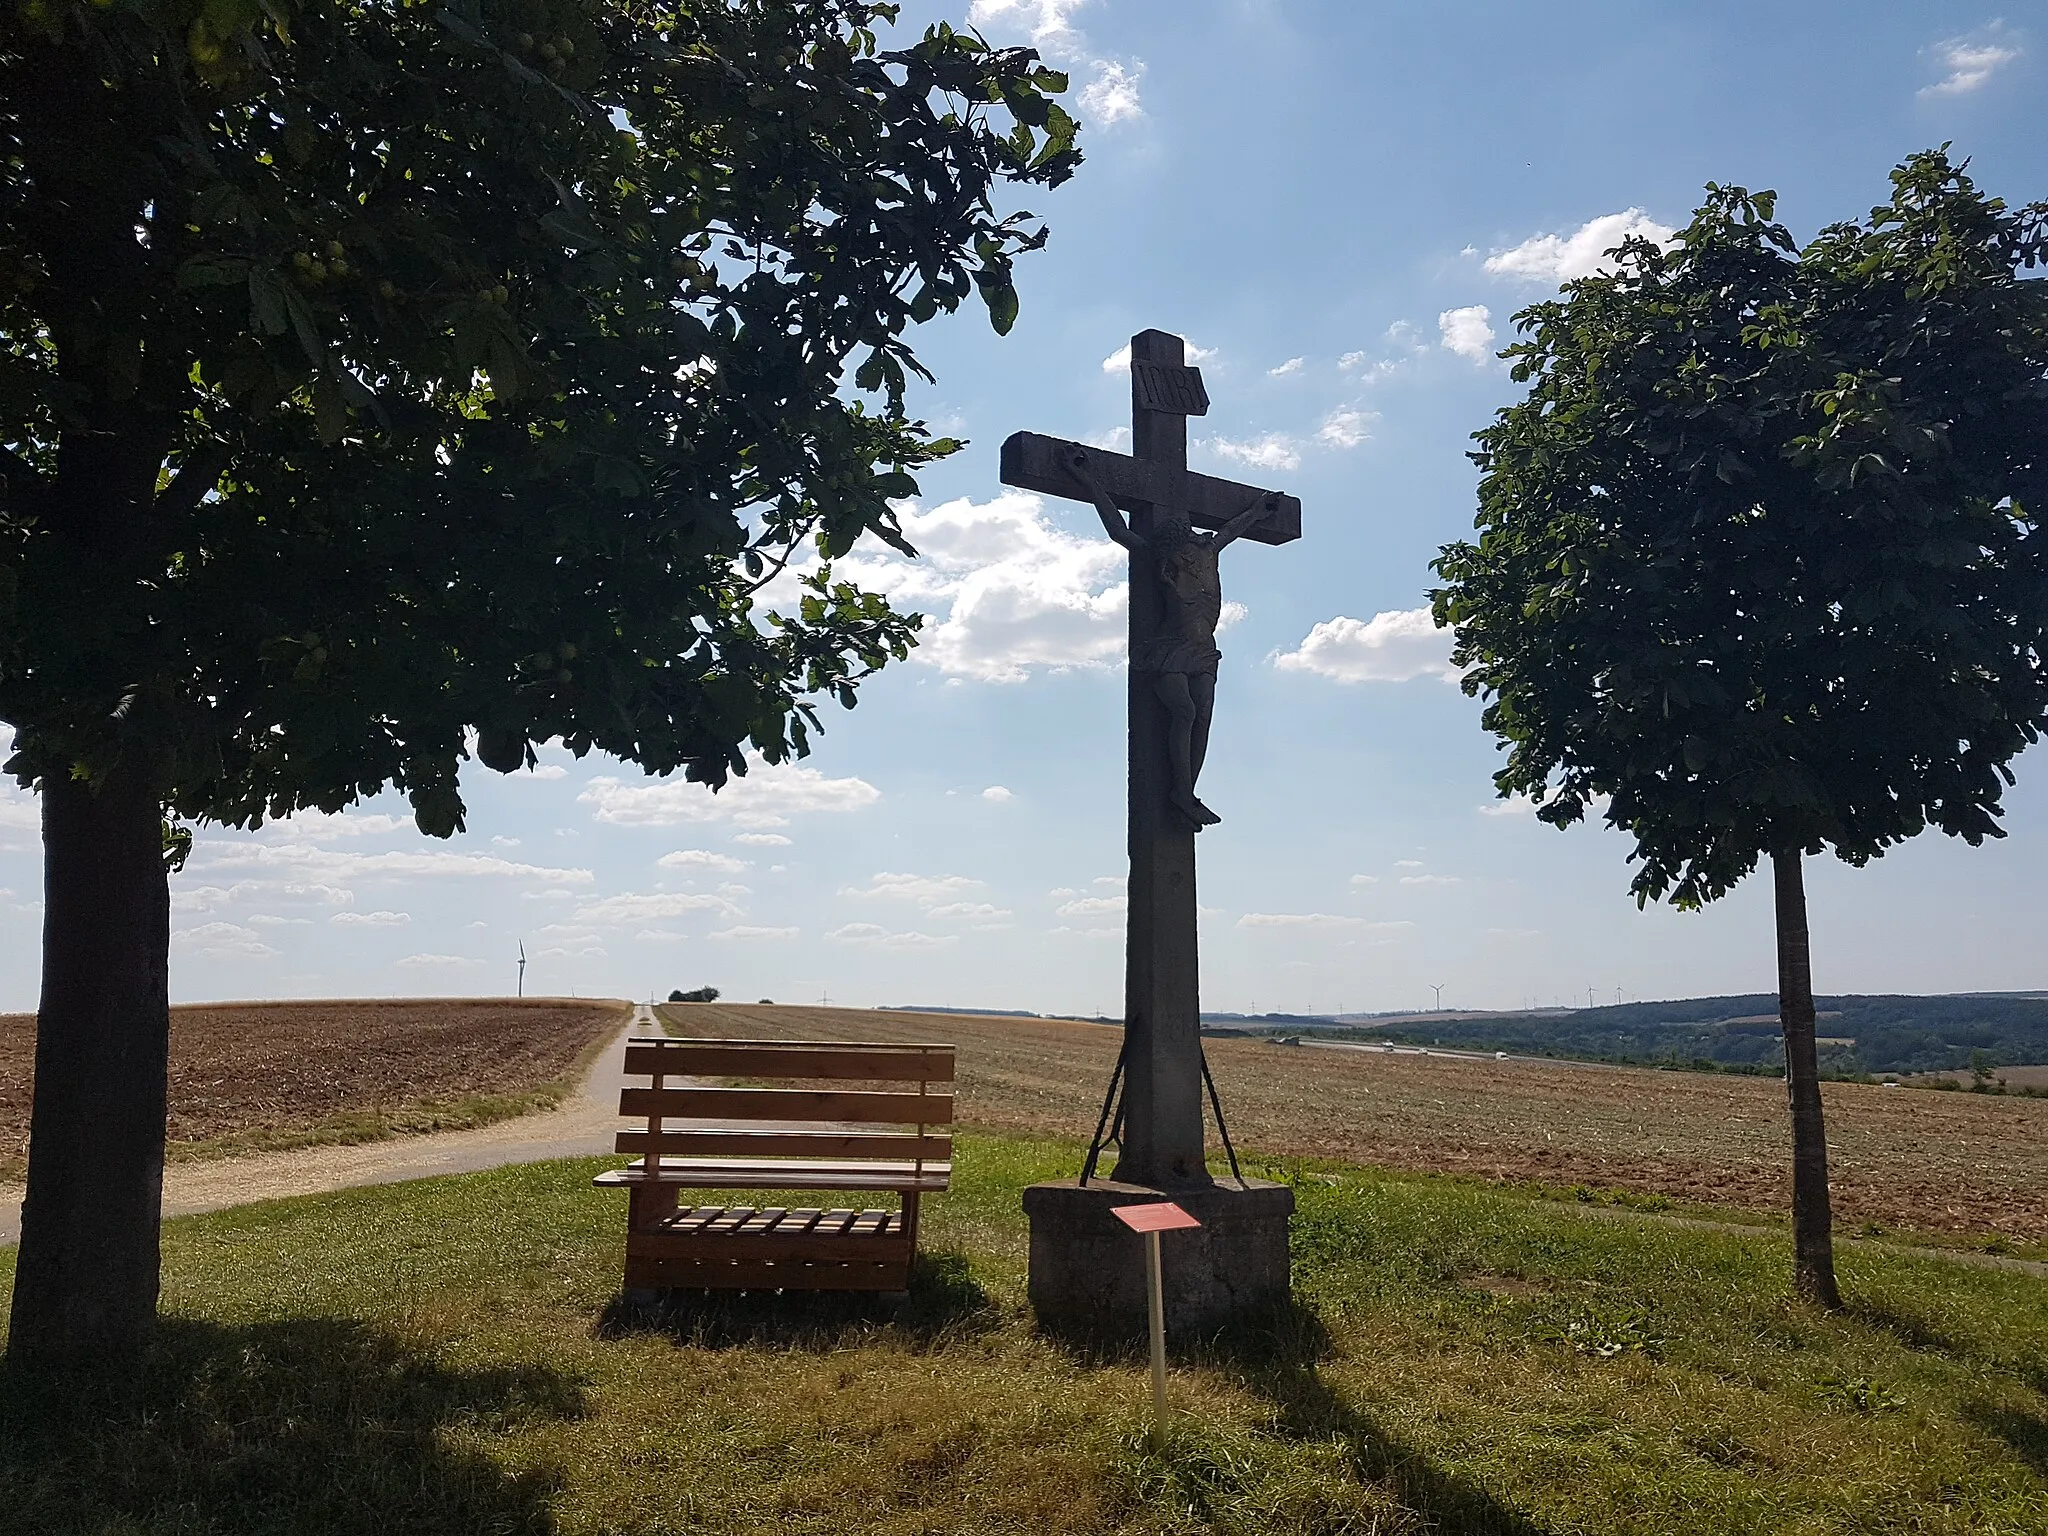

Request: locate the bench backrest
(617, 1036), (955, 1171)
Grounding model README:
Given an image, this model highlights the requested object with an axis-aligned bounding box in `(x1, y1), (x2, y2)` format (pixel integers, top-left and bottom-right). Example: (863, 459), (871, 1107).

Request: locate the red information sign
(1112, 1201), (1201, 1234)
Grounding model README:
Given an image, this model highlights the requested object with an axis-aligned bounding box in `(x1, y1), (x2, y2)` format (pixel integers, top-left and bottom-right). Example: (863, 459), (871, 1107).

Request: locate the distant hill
(1332, 993), (2048, 1076)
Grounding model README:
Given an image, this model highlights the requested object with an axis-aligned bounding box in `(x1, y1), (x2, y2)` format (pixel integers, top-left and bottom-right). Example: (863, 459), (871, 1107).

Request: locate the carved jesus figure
(1070, 449), (1276, 830)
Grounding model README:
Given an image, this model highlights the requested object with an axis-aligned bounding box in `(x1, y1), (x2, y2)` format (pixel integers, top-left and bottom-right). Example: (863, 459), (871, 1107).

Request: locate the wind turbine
(1430, 982), (1445, 1012)
(517, 941), (526, 999)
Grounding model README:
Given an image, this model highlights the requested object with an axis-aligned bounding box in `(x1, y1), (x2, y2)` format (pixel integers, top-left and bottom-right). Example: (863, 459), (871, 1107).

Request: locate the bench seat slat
(594, 1159), (951, 1192)
(623, 1040), (954, 1082)
(618, 1086), (955, 1126)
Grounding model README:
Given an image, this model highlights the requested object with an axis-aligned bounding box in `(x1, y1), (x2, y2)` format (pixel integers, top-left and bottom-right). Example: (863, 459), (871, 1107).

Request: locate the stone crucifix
(1002, 329), (1301, 1187)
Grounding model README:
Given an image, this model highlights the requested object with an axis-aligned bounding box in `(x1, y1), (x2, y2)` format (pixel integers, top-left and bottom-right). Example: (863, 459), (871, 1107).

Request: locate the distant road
(1297, 1037), (1643, 1073)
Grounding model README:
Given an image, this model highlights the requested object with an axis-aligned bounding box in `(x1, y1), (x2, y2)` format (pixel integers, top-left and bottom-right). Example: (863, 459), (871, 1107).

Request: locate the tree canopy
(0, 0), (1080, 1364)
(0, 0), (1078, 830)
(1433, 151), (2048, 906)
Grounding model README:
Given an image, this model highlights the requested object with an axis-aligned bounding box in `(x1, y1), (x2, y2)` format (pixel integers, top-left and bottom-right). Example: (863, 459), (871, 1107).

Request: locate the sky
(4, 1), (2046, 1016)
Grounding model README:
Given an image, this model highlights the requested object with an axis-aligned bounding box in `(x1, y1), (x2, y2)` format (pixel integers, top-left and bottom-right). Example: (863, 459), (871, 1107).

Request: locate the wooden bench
(593, 1036), (954, 1293)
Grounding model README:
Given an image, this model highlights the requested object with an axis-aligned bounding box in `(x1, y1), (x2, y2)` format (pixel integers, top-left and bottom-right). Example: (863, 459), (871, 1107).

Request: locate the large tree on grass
(1432, 153), (2048, 1307)
(0, 0), (1077, 1361)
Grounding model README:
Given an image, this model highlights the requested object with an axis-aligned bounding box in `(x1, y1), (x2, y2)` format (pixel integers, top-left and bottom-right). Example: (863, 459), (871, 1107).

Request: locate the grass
(1, 1136), (2044, 1534)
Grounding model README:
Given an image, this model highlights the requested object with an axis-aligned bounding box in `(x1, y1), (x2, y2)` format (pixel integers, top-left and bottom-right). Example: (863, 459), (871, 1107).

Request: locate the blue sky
(3, 1), (2045, 1015)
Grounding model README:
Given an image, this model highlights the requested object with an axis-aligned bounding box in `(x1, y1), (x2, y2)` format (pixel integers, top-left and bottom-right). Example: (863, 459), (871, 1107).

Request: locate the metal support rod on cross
(1002, 330), (1301, 1189)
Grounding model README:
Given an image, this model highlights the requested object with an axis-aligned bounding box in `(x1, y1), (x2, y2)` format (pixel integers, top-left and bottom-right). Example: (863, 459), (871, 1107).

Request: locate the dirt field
(0, 997), (629, 1175)
(658, 1003), (2048, 1245)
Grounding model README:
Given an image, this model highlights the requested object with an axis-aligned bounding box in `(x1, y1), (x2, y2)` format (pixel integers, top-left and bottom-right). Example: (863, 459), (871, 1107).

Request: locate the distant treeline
(1342, 993), (2048, 1075)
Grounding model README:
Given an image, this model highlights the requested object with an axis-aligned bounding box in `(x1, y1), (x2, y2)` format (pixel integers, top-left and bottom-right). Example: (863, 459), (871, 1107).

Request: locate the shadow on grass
(1847, 1299), (2048, 1397)
(1964, 1401), (2048, 1481)
(1041, 1297), (1554, 1536)
(1847, 1299), (1972, 1359)
(0, 1316), (581, 1535)
(1034, 1294), (1336, 1370)
(1215, 1302), (1556, 1536)
(597, 1250), (1000, 1351)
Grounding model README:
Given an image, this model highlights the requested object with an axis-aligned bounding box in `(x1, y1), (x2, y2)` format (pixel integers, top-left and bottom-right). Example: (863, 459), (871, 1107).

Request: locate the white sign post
(1113, 1200), (1203, 1449)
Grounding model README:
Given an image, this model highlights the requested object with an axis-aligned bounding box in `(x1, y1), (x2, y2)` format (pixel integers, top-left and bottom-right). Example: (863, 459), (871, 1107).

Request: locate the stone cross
(1001, 329), (1301, 1187)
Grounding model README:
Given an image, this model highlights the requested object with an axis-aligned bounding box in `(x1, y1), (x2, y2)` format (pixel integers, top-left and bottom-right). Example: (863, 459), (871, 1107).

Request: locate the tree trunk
(7, 768), (172, 1366)
(1772, 847), (1841, 1309)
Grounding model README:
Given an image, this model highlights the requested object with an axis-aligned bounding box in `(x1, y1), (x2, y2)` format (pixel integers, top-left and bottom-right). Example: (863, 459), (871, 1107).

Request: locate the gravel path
(0, 1005), (644, 1246)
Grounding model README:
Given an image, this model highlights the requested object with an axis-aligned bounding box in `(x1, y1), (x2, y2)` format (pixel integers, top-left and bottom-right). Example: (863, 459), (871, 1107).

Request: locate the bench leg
(629, 1183), (680, 1231)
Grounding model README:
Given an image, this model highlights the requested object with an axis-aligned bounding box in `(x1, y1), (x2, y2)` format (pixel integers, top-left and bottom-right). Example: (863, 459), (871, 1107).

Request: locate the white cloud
(1316, 408), (1376, 450)
(1395, 860), (1424, 869)
(967, 0), (1086, 50)
(1337, 350), (1368, 371)
(1236, 913), (1415, 933)
(1101, 339), (1216, 374)
(1438, 305), (1496, 361)
(271, 810), (413, 839)
(1273, 607), (1460, 684)
(1078, 59), (1144, 123)
(248, 914), (312, 927)
(841, 872), (984, 907)
(1349, 874), (1378, 887)
(1399, 874), (1462, 887)
(1479, 795), (1537, 818)
(524, 764), (569, 781)
(1922, 30), (2019, 95)
(0, 782), (35, 829)
(1268, 357), (1305, 378)
(331, 910), (411, 926)
(189, 841), (593, 884)
(968, 6), (1141, 128)
(981, 785), (1014, 804)
(580, 758), (880, 828)
(396, 952), (486, 968)
(826, 922), (953, 950)
(658, 848), (750, 874)
(1206, 434), (1302, 473)
(711, 925), (799, 941)
(928, 901), (1011, 921)
(1056, 895), (1127, 918)
(575, 891), (738, 924)
(765, 491), (1130, 684)
(1484, 210), (1675, 283)
(172, 922), (278, 957)
(733, 831), (793, 846)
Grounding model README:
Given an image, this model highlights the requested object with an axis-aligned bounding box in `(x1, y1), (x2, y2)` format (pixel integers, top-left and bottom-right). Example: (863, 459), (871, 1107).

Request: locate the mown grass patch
(1, 1136), (2043, 1534)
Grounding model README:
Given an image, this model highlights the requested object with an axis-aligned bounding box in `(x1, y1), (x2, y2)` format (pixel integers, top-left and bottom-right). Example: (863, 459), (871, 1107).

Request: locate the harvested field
(0, 997), (628, 1176)
(657, 1002), (2048, 1246)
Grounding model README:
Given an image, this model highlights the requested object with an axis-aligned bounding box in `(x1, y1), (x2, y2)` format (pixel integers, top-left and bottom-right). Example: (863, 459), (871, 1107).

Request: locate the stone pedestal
(1023, 1177), (1293, 1337)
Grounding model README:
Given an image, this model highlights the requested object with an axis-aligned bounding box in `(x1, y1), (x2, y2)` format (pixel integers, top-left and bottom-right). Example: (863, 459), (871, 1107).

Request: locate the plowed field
(658, 1002), (2048, 1245)
(0, 997), (628, 1174)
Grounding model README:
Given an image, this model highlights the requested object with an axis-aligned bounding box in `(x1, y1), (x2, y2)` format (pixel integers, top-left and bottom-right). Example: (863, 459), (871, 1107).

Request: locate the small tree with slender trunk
(0, 0), (1079, 1364)
(1432, 153), (2048, 1307)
